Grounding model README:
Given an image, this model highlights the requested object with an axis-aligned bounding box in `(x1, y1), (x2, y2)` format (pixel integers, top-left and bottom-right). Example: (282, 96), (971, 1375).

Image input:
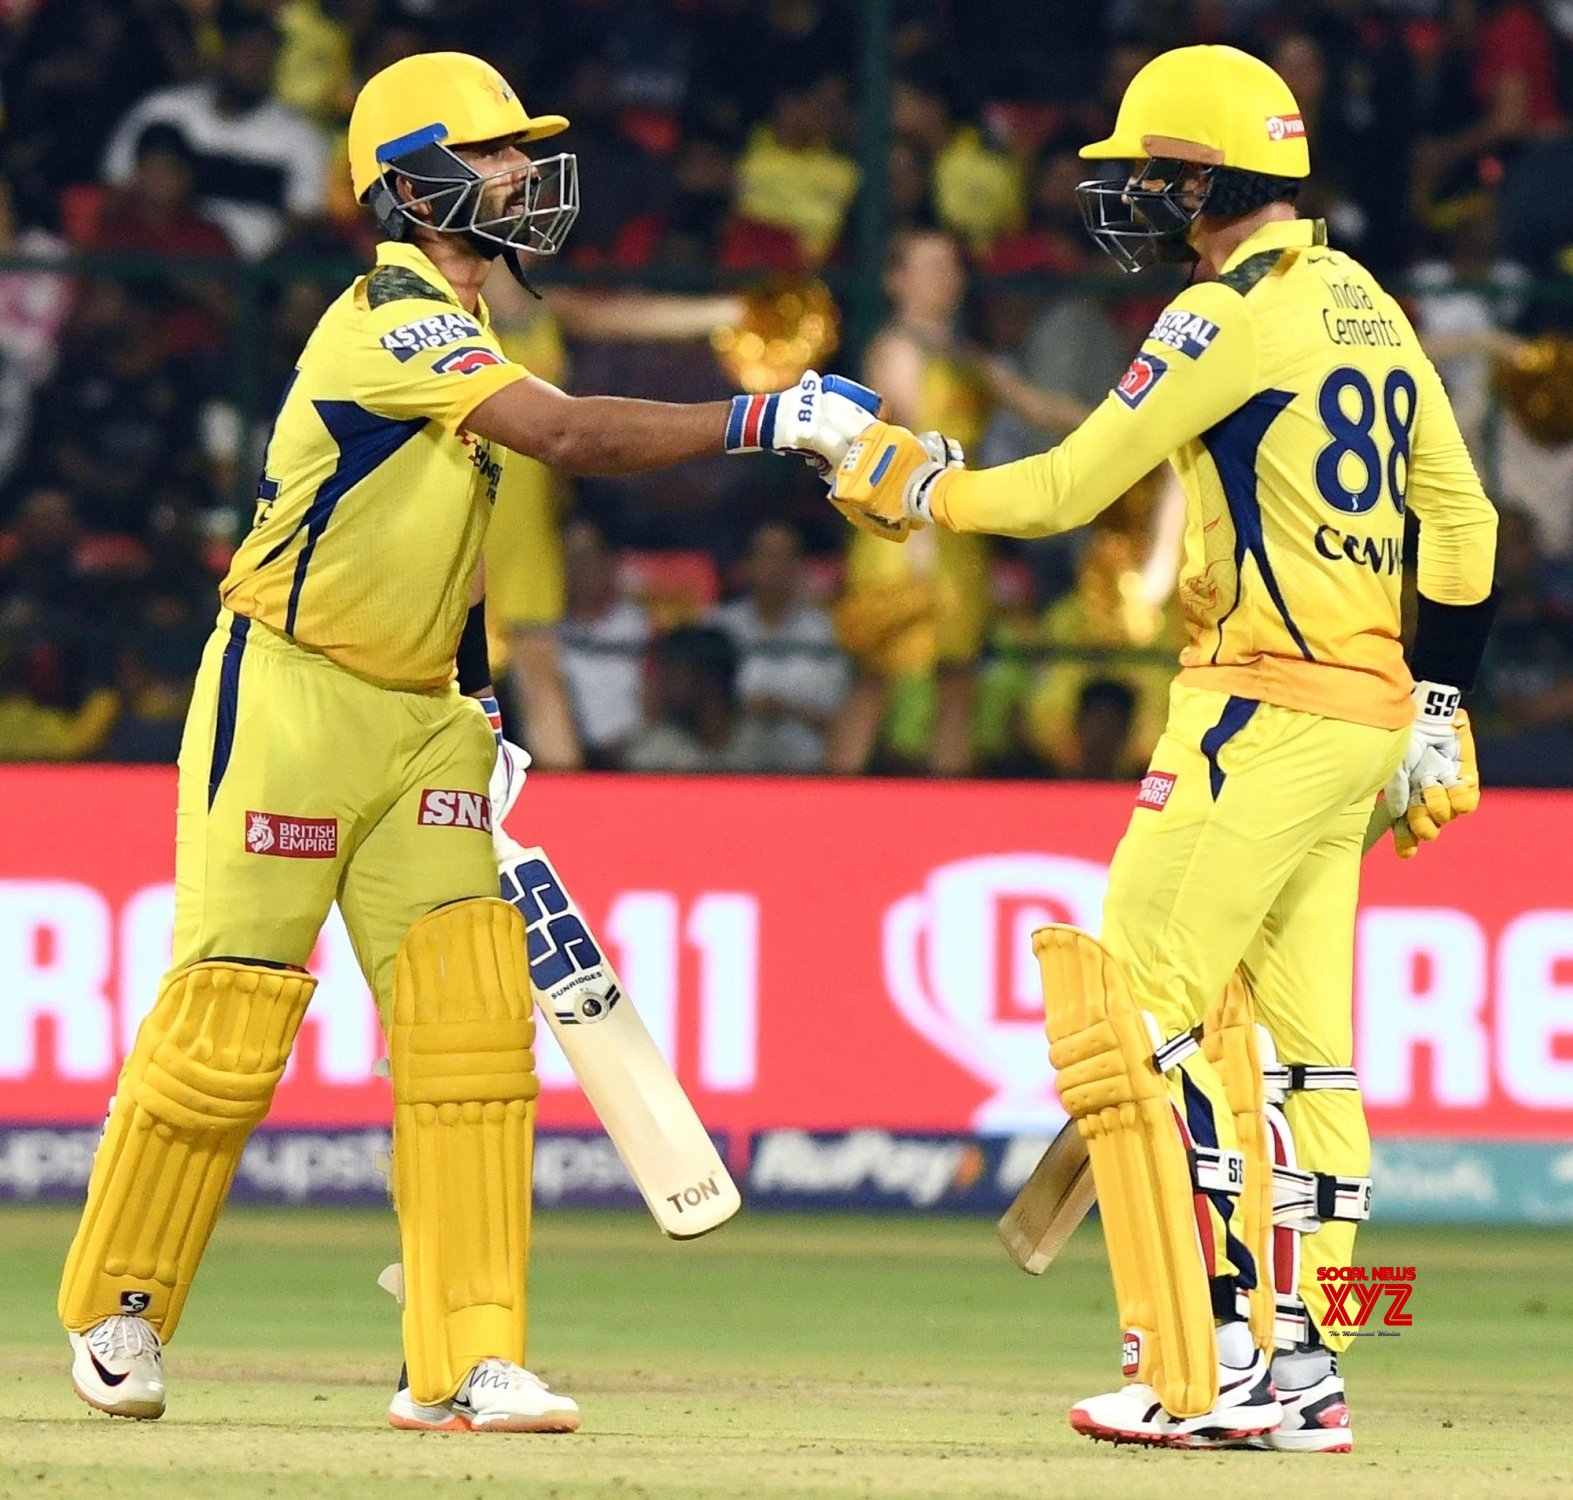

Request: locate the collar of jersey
(373, 241), (493, 327)
(1219, 216), (1327, 278)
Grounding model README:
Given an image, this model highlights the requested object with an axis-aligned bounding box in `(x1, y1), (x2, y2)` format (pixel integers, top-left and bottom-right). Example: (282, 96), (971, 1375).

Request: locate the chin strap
(499, 246), (543, 300)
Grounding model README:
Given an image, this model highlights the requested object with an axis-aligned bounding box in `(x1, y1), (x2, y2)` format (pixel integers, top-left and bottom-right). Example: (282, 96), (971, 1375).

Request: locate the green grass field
(2, 1209), (1569, 1500)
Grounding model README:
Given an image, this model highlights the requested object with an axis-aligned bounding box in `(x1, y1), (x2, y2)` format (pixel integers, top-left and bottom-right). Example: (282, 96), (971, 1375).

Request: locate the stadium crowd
(1, 0), (1572, 780)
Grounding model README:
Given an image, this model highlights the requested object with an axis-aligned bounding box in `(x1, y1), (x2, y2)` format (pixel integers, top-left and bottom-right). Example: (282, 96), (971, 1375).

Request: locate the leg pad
(59, 962), (315, 1338)
(1037, 924), (1218, 1418)
(1201, 969), (1275, 1353)
(392, 898), (538, 1405)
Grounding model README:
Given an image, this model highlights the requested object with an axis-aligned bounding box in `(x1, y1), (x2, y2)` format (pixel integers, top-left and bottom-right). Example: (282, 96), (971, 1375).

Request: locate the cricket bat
(996, 1121), (1093, 1274)
(498, 839), (742, 1238)
(997, 796), (1404, 1274)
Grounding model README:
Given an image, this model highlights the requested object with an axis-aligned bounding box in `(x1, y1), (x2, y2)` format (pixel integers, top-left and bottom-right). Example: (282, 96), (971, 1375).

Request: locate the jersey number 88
(1313, 366), (1417, 517)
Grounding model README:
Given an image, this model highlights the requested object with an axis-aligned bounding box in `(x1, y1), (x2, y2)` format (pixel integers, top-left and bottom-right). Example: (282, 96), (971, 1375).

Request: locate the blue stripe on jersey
(1199, 390), (1315, 665)
(208, 612), (252, 809)
(1199, 693), (1259, 800)
(279, 401), (427, 636)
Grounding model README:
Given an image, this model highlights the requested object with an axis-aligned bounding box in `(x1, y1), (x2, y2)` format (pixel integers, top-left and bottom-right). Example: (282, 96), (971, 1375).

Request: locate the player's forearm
(527, 396), (731, 476)
(930, 445), (1130, 538)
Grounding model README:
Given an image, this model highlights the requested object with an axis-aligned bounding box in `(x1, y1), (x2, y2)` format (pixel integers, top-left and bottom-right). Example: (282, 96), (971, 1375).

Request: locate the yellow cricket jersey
(932, 219), (1499, 728)
(221, 241), (527, 690)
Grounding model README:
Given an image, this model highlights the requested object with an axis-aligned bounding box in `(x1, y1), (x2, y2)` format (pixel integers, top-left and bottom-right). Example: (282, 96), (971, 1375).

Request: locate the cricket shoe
(1253, 1351), (1352, 1453)
(388, 1360), (580, 1433)
(1069, 1347), (1281, 1449)
(69, 1315), (166, 1420)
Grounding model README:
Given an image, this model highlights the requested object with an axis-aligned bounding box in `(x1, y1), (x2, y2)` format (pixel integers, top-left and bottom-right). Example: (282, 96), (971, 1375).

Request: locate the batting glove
(830, 421), (964, 540)
(725, 371), (881, 474)
(479, 693), (531, 839)
(1384, 683), (1478, 855)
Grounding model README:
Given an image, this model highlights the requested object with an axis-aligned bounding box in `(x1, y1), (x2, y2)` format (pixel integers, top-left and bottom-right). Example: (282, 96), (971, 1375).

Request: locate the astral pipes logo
(882, 854), (1108, 1130)
(1318, 1265), (1416, 1335)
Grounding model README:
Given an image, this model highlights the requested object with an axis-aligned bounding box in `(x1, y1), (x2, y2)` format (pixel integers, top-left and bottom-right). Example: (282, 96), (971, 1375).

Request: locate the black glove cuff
(457, 599), (491, 694)
(1410, 588), (1500, 693)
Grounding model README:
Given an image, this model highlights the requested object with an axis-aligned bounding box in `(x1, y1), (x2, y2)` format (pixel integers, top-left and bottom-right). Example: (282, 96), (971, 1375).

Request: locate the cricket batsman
(59, 50), (876, 1430)
(833, 46), (1498, 1449)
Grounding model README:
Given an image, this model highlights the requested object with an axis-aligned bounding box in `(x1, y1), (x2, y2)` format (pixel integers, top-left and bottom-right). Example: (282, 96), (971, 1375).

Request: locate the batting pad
(59, 961), (316, 1338)
(1037, 924), (1218, 1419)
(391, 897), (538, 1405)
(1202, 970), (1274, 1354)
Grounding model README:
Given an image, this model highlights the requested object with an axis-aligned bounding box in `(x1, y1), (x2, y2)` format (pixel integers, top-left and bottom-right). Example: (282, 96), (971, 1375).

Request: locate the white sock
(1217, 1319), (1255, 1369)
(1272, 1346), (1334, 1391)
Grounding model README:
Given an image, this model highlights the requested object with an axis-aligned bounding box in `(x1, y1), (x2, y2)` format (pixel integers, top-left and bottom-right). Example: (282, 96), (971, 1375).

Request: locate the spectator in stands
(1473, 503), (1573, 784)
(272, 0), (355, 127)
(556, 516), (651, 769)
(709, 519), (848, 772)
(26, 284), (205, 537)
(984, 139), (1097, 277)
(1411, 198), (1529, 458)
(727, 76), (860, 268)
(0, 0), (197, 227)
(1416, 0), (1567, 246)
(1269, 31), (1371, 258)
(0, 173), (71, 494)
(885, 135), (941, 236)
(623, 624), (778, 773)
(100, 4), (330, 259)
(0, 487), (119, 760)
(93, 125), (236, 358)
(0, 484), (87, 618)
(830, 228), (1088, 778)
(0, 172), (72, 389)
(891, 72), (1021, 254)
(556, 59), (663, 267)
(0, 627), (118, 761)
(655, 135), (738, 267)
(1055, 677), (1139, 782)
(100, 586), (208, 763)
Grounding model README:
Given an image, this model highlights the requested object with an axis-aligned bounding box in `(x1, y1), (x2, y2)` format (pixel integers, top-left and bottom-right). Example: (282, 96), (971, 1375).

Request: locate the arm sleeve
(353, 300), (528, 432)
(1406, 352), (1498, 605)
(931, 281), (1258, 538)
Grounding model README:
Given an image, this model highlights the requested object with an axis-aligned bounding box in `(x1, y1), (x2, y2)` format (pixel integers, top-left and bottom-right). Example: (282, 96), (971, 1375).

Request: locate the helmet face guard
(1076, 158), (1208, 274)
(370, 129), (579, 257)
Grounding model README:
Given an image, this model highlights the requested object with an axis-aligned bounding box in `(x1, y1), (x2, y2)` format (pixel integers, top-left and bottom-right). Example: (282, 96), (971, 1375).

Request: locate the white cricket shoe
(69, 1316), (166, 1420)
(1256, 1351), (1353, 1453)
(388, 1360), (580, 1433)
(1069, 1347), (1281, 1449)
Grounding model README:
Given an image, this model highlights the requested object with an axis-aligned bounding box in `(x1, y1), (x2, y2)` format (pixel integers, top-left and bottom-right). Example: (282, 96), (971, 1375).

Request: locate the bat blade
(997, 1122), (1095, 1274)
(501, 842), (742, 1238)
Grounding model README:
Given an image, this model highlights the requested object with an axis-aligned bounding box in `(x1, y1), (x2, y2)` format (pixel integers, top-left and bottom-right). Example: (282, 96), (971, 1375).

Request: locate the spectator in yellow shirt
(732, 78), (859, 265)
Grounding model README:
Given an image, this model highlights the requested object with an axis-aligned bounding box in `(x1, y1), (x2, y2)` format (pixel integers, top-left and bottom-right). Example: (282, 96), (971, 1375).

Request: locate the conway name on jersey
(221, 241), (524, 689)
(930, 218), (1497, 729)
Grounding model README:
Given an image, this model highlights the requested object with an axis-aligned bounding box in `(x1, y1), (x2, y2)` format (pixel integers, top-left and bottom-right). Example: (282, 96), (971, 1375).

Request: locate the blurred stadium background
(1, 2), (1571, 1493)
